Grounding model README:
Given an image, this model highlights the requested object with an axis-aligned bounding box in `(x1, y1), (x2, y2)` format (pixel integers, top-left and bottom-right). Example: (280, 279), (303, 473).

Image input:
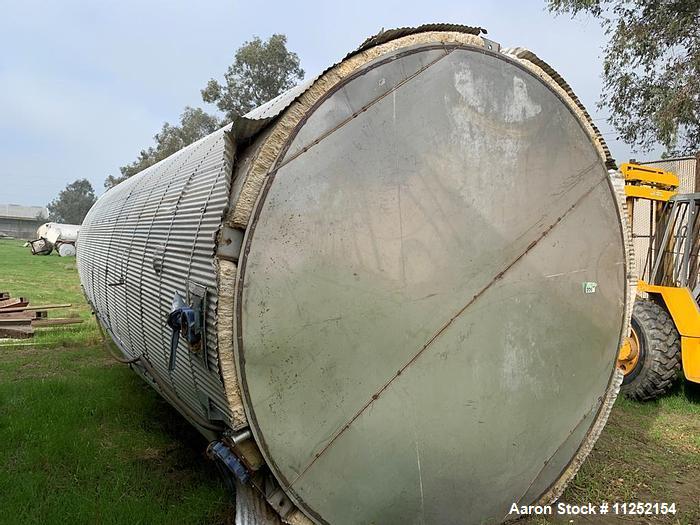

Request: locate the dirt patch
(525, 397), (699, 524)
(544, 468), (700, 524)
(133, 444), (180, 464)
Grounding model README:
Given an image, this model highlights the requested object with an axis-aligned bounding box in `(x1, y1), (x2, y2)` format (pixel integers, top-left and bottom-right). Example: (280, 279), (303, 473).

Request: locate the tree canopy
(549, 0), (700, 155)
(47, 179), (97, 224)
(104, 107), (220, 188)
(201, 34), (304, 122)
(105, 34), (303, 189)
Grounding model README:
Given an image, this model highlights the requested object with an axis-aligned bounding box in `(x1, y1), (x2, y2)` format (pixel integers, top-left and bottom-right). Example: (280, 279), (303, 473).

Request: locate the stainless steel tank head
(77, 24), (633, 525)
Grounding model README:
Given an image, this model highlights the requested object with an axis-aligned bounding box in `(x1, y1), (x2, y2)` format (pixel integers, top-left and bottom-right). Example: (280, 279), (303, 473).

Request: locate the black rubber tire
(621, 298), (681, 401)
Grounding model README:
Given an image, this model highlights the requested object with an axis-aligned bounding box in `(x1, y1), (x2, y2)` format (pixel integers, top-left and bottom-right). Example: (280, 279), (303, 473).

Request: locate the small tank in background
(28, 222), (80, 256)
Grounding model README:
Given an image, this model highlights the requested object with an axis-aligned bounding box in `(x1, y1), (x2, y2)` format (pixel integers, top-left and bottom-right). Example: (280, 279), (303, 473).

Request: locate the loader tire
(621, 298), (681, 401)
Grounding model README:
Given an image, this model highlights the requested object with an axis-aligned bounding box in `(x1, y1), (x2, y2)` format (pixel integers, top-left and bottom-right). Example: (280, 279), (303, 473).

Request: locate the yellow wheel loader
(618, 163), (700, 400)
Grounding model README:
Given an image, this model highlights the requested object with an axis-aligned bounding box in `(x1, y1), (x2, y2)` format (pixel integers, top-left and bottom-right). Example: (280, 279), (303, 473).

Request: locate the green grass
(524, 372), (700, 524)
(0, 239), (233, 524)
(0, 239), (99, 347)
(1, 238), (699, 524)
(550, 387), (700, 524)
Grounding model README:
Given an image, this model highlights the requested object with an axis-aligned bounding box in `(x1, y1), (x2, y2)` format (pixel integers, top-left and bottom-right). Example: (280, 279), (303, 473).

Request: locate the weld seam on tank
(286, 170), (608, 488)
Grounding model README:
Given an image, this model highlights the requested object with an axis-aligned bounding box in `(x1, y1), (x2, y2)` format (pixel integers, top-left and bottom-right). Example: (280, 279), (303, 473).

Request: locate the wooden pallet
(0, 291), (81, 339)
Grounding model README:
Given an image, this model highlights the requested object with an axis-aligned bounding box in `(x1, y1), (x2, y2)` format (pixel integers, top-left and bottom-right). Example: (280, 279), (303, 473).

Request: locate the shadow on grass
(676, 379), (700, 404)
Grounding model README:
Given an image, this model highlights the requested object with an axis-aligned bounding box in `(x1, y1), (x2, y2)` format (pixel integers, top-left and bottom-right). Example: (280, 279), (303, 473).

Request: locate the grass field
(0, 239), (233, 524)
(1, 238), (698, 524)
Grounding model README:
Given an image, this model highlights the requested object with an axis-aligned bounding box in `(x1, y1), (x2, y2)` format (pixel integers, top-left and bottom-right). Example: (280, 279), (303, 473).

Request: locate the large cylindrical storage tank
(77, 25), (633, 525)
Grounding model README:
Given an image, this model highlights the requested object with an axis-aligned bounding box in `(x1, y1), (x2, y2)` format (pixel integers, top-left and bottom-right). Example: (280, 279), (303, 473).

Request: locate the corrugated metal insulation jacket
(77, 25), (633, 525)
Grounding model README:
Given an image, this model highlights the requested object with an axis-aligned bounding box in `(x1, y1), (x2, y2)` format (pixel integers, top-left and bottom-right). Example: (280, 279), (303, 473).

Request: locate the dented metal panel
(233, 78), (316, 141)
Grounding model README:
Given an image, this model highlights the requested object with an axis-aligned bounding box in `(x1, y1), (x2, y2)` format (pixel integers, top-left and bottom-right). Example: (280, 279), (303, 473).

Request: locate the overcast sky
(0, 0), (664, 207)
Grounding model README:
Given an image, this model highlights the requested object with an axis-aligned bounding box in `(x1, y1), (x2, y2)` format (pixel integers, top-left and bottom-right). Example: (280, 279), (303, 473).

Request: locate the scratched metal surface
(236, 46), (626, 524)
(230, 25), (485, 145)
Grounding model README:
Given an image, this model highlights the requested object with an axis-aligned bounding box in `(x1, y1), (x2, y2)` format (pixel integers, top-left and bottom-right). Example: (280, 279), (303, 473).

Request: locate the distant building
(0, 204), (48, 240)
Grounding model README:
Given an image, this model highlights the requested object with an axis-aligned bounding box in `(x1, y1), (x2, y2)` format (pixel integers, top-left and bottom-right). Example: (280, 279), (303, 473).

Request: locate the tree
(106, 34), (304, 189)
(105, 107), (221, 188)
(47, 179), (97, 224)
(548, 0), (700, 155)
(201, 34), (304, 121)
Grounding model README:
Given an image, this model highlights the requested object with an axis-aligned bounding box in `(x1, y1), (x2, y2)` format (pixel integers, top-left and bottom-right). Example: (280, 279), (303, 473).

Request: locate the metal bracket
(256, 471), (296, 518)
(482, 37), (501, 53)
(187, 280), (209, 369)
(198, 392), (228, 422)
(217, 225), (245, 262)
